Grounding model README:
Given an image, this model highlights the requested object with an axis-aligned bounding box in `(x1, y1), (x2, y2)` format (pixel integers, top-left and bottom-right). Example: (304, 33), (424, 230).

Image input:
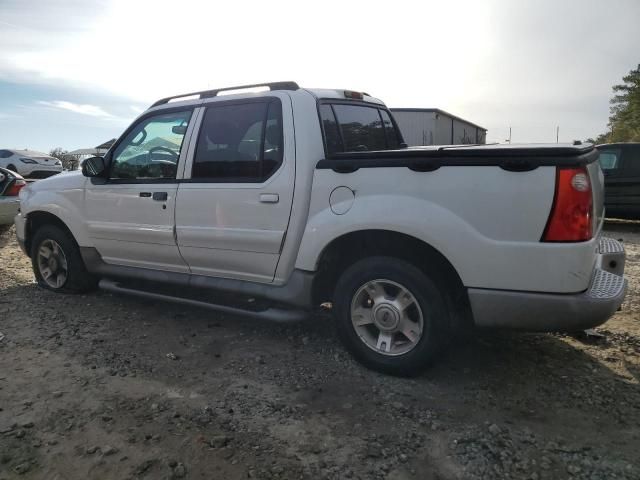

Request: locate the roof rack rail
(150, 81), (300, 108)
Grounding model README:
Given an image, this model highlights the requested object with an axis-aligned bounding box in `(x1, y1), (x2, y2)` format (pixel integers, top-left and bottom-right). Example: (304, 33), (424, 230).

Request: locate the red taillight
(542, 167), (593, 242)
(4, 179), (26, 196)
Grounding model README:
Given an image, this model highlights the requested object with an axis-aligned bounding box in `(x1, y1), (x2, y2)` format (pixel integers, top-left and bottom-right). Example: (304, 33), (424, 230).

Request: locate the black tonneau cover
(317, 143), (598, 173)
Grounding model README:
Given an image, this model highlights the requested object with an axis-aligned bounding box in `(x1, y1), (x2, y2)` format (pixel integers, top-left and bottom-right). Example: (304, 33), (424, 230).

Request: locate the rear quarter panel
(296, 165), (600, 293)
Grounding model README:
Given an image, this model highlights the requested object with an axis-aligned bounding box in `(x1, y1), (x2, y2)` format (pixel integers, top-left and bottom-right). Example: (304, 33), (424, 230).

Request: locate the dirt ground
(0, 222), (639, 480)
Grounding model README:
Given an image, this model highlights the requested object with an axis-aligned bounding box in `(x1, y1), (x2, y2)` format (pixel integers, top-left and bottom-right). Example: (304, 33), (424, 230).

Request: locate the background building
(390, 108), (487, 146)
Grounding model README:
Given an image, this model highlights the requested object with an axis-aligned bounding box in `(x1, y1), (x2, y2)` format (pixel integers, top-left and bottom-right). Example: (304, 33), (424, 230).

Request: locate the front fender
(20, 175), (91, 246)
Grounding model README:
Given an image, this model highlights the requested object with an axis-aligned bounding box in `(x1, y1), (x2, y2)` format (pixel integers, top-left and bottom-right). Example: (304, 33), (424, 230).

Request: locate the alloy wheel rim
(36, 239), (68, 288)
(350, 279), (424, 356)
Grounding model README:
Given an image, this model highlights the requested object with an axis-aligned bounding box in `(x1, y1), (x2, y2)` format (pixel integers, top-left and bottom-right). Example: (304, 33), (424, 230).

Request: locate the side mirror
(82, 156), (106, 177)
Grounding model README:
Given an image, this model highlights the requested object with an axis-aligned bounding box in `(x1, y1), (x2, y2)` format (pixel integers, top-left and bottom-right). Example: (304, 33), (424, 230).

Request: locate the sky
(0, 0), (639, 152)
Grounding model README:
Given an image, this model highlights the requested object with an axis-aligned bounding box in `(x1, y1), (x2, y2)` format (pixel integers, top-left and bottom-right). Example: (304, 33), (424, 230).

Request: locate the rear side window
(320, 103), (401, 155)
(0, 150), (12, 158)
(192, 100), (283, 182)
(333, 104), (386, 152)
(598, 149), (620, 171)
(380, 110), (401, 149)
(319, 105), (343, 156)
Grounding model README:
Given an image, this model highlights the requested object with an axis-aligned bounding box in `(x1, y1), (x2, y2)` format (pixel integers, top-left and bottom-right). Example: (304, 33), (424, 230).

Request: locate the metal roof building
(390, 108), (487, 146)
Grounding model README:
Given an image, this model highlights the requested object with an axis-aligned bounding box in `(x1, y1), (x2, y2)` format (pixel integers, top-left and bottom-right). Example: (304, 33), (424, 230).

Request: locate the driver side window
(110, 110), (192, 181)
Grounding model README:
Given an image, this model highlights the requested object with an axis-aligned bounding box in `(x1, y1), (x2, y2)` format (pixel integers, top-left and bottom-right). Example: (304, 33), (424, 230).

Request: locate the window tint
(332, 104), (387, 152)
(598, 149), (620, 170)
(263, 102), (284, 178)
(320, 104), (402, 155)
(192, 101), (283, 182)
(320, 104), (343, 156)
(111, 110), (192, 180)
(380, 110), (401, 149)
(0, 150), (12, 158)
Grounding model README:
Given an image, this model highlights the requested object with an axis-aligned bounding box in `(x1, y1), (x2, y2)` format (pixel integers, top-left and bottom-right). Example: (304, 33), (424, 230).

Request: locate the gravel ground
(0, 222), (639, 480)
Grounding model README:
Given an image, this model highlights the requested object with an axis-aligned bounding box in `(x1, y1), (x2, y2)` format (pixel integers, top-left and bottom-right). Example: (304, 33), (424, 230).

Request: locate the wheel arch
(25, 211), (78, 257)
(311, 229), (473, 330)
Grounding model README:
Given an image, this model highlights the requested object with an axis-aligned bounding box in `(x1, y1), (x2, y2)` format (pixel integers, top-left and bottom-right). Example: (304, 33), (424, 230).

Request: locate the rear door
(175, 95), (295, 283)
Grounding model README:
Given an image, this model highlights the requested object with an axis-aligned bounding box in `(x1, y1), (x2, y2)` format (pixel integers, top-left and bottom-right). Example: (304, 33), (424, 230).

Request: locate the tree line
(587, 63), (640, 144)
(48, 147), (79, 171)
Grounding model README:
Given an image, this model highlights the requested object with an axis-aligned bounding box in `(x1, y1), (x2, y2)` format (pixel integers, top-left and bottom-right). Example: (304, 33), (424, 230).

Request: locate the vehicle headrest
(265, 124), (280, 147)
(206, 122), (239, 145)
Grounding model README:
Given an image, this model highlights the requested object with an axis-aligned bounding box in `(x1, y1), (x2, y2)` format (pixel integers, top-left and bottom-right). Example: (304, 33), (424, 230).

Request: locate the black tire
(6, 164), (17, 172)
(31, 224), (98, 293)
(333, 256), (450, 376)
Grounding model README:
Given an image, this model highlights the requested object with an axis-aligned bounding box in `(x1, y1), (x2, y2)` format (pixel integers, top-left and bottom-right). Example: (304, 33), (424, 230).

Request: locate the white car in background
(0, 149), (63, 179)
(0, 167), (26, 233)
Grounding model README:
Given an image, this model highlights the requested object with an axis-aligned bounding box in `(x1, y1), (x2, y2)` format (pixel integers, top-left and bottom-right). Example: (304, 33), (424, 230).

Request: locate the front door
(175, 96), (295, 283)
(85, 109), (194, 272)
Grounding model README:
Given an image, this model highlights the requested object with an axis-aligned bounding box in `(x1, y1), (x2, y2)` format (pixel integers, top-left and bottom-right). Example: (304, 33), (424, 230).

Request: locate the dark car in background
(597, 142), (640, 219)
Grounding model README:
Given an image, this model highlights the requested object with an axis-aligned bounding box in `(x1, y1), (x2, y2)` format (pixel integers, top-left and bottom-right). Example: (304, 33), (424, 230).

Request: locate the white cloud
(37, 100), (113, 118)
(2, 0), (491, 104)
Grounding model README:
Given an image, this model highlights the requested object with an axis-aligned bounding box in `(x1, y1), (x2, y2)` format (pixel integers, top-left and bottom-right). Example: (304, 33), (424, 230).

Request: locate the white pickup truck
(15, 82), (627, 375)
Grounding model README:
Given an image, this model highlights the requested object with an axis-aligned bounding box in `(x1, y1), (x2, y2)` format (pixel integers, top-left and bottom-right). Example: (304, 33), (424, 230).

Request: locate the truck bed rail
(317, 144), (598, 173)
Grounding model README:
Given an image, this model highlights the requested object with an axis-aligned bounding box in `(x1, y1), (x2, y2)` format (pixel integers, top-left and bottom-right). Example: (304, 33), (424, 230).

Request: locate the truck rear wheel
(333, 256), (449, 376)
(31, 225), (97, 293)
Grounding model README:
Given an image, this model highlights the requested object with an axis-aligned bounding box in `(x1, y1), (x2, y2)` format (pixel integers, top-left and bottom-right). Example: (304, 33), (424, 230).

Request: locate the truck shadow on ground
(604, 217), (640, 233)
(0, 230), (15, 249)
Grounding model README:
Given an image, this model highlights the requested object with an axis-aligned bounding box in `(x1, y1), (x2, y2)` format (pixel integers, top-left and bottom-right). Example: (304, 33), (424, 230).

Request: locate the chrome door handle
(259, 193), (279, 204)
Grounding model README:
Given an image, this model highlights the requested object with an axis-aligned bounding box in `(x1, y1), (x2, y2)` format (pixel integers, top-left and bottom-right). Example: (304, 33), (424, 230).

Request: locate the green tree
(49, 147), (78, 171)
(588, 64), (640, 144)
(585, 133), (609, 145)
(608, 64), (640, 142)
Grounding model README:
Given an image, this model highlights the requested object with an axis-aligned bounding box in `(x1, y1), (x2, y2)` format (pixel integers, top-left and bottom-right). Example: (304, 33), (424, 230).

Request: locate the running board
(98, 279), (307, 323)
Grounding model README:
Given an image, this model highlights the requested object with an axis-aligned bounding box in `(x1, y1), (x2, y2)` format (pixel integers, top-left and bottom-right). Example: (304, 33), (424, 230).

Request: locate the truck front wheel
(333, 256), (449, 376)
(31, 225), (97, 293)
